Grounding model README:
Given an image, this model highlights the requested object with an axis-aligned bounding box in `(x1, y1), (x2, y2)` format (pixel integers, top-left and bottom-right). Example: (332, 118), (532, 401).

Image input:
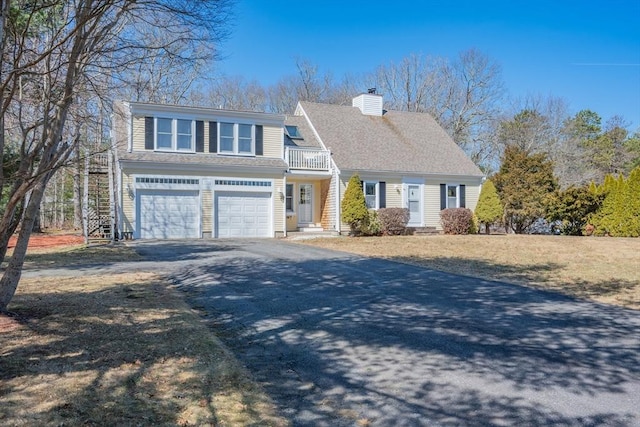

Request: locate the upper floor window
(219, 122), (254, 155)
(155, 118), (194, 152)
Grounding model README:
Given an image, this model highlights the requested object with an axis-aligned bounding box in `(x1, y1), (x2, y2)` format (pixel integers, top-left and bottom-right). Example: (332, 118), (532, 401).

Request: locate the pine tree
(493, 145), (558, 233)
(474, 179), (503, 234)
(590, 168), (640, 237)
(341, 174), (369, 236)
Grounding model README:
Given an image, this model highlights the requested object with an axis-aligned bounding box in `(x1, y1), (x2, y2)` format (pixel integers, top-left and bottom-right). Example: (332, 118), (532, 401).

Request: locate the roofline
(339, 169), (485, 181)
(118, 159), (287, 175)
(121, 101), (286, 126)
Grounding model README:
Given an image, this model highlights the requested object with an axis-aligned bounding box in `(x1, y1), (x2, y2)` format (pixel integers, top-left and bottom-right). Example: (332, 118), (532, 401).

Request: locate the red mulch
(2, 233), (84, 332)
(0, 313), (22, 332)
(7, 233), (85, 249)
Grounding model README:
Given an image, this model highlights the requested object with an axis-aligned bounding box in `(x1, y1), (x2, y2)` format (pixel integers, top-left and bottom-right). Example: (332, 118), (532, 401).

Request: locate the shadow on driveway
(163, 241), (640, 426)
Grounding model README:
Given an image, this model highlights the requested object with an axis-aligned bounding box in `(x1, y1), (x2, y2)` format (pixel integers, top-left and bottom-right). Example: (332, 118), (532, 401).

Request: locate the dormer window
(285, 125), (303, 139)
(219, 122), (256, 155)
(155, 118), (194, 152)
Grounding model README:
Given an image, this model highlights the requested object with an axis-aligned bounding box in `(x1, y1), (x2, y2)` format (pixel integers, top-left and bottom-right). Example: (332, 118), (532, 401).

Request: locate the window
(440, 183), (465, 210)
(156, 118), (173, 149)
(219, 122), (255, 155)
(176, 119), (192, 150)
(364, 182), (377, 209)
(286, 184), (294, 212)
(238, 124), (252, 153)
(155, 118), (194, 151)
(447, 185), (458, 208)
(220, 122), (235, 152)
(285, 125), (303, 139)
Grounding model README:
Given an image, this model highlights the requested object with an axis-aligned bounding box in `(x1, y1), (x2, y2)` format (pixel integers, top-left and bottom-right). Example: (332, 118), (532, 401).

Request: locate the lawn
(299, 234), (640, 310)
(0, 244), (287, 427)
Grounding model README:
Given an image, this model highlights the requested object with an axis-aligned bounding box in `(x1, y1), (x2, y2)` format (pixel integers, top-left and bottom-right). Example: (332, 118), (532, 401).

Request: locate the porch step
(298, 226), (324, 233)
(410, 226), (440, 235)
(286, 230), (340, 240)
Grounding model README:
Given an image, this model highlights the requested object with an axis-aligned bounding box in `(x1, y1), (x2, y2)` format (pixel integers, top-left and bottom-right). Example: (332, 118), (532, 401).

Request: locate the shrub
(590, 167), (640, 237)
(341, 174), (369, 235)
(474, 179), (503, 234)
(361, 209), (382, 236)
(377, 208), (409, 235)
(545, 186), (604, 235)
(440, 208), (474, 235)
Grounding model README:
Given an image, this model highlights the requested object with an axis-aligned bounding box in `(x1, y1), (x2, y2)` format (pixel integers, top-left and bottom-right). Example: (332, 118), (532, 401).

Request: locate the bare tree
(267, 57), (337, 113)
(202, 75), (267, 111)
(371, 49), (505, 170)
(0, 0), (234, 311)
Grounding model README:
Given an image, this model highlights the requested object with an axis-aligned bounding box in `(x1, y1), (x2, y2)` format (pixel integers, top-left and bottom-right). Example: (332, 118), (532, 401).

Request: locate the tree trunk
(0, 178), (46, 311)
(73, 150), (83, 229)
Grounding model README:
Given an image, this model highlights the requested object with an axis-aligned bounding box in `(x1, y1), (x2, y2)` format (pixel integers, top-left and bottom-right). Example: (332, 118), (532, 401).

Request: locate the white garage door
(138, 190), (200, 239)
(216, 192), (271, 238)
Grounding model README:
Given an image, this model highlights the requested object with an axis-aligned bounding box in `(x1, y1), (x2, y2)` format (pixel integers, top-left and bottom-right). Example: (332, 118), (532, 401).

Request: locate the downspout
(333, 160), (341, 234)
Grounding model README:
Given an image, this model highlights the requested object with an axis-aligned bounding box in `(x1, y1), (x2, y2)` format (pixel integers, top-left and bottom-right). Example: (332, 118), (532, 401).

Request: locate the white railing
(285, 147), (331, 171)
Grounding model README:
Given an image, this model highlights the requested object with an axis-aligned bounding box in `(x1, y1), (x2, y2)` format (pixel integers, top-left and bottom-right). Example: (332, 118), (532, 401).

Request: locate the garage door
(138, 190), (200, 239)
(216, 192), (271, 238)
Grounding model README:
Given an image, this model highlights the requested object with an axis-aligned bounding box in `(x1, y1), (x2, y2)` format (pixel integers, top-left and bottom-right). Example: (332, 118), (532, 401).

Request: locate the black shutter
(379, 182), (386, 208)
(195, 121), (204, 152)
(144, 117), (154, 150)
(255, 125), (263, 156)
(460, 185), (466, 208)
(440, 184), (446, 210)
(209, 121), (217, 153)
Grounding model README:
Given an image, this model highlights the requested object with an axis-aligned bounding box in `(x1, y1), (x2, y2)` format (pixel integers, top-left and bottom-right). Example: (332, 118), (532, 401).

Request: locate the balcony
(285, 147), (331, 172)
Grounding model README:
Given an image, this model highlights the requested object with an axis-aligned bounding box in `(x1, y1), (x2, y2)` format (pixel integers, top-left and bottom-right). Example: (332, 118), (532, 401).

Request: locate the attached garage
(138, 189), (200, 239)
(215, 192), (271, 238)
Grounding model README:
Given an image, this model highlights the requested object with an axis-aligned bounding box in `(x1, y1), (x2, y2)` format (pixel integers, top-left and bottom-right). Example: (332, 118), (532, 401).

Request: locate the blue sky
(216, 0), (640, 130)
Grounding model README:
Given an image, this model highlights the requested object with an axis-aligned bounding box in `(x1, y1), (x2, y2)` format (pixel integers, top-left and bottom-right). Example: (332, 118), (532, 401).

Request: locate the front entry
(298, 184), (313, 224)
(407, 184), (422, 226)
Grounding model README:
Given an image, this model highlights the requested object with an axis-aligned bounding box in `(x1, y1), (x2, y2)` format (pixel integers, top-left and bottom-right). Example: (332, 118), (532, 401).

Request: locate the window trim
(363, 181), (379, 209)
(154, 117), (195, 152)
(446, 183), (460, 209)
(218, 122), (256, 156)
(285, 183), (294, 213)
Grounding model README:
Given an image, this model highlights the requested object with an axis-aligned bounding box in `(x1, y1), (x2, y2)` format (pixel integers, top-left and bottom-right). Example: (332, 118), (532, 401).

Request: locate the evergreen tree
(493, 145), (557, 233)
(545, 186), (603, 235)
(341, 174), (369, 236)
(590, 167), (640, 237)
(474, 179), (503, 234)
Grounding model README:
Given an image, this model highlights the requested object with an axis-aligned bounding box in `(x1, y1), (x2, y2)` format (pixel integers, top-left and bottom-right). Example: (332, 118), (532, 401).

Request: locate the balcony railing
(285, 147), (331, 171)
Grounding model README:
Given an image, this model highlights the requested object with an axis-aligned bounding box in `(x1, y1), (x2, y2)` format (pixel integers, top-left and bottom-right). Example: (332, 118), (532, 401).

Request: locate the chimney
(352, 90), (383, 116)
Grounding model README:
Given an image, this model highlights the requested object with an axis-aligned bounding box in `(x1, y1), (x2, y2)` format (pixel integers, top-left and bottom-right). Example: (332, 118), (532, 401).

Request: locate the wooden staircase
(86, 154), (113, 241)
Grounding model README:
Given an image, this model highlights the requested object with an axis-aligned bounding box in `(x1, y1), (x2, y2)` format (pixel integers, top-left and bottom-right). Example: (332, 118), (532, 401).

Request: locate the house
(112, 102), (289, 239)
(284, 93), (484, 233)
(111, 93), (483, 239)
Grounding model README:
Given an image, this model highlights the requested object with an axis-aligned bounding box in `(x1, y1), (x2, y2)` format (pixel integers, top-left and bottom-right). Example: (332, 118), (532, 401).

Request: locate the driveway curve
(132, 239), (640, 427)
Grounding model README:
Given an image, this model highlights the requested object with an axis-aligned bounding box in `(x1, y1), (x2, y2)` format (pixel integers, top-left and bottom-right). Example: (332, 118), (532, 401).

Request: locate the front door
(298, 184), (313, 224)
(407, 184), (421, 226)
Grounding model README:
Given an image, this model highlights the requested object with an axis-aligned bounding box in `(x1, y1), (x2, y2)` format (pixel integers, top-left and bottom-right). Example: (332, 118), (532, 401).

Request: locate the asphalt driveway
(132, 239), (640, 427)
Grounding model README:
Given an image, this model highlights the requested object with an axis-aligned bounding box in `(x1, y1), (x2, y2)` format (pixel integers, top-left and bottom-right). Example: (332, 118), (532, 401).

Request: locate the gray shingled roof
(298, 101), (483, 177)
(118, 150), (287, 170)
(283, 115), (322, 148)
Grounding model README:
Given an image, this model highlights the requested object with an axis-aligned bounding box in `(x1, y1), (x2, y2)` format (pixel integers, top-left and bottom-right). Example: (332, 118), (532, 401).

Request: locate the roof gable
(298, 101), (483, 177)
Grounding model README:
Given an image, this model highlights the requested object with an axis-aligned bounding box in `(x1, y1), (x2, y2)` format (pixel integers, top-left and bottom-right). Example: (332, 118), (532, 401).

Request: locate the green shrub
(474, 179), (503, 234)
(341, 174), (369, 236)
(440, 208), (474, 235)
(361, 209), (382, 236)
(377, 208), (409, 235)
(590, 167), (640, 237)
(545, 186), (604, 235)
